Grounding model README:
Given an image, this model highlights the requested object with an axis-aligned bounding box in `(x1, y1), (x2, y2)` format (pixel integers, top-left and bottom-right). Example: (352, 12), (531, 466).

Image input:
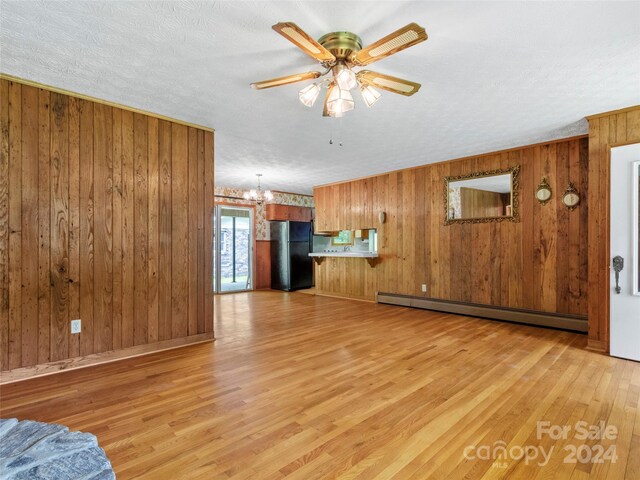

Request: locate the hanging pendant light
(243, 174), (273, 204)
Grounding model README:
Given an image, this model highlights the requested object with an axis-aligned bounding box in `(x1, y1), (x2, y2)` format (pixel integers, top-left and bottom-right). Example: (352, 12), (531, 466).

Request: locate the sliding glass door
(213, 205), (254, 293)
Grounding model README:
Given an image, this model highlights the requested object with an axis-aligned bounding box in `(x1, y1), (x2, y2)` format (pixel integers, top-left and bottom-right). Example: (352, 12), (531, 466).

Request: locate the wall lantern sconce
(535, 177), (552, 205)
(562, 182), (580, 210)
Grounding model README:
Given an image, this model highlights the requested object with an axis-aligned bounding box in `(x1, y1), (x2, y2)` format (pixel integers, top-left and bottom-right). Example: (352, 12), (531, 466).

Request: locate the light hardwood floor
(1, 291), (638, 479)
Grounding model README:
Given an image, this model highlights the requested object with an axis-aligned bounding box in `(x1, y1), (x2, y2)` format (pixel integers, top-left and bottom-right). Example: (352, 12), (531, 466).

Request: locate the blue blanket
(0, 418), (115, 480)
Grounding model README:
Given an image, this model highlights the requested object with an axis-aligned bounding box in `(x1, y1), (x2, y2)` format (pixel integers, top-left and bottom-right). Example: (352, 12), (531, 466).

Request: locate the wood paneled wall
(586, 106), (640, 352)
(314, 136), (589, 318)
(0, 79), (214, 372)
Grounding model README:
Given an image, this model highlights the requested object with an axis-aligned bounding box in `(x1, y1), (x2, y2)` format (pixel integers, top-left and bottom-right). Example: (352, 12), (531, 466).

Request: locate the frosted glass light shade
(326, 85), (355, 116)
(335, 66), (358, 90)
(361, 85), (381, 107)
(299, 83), (320, 107)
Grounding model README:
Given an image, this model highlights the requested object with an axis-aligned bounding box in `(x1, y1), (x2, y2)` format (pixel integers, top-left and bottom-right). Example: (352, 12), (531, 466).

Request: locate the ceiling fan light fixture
(253, 22), (428, 117)
(298, 83), (321, 107)
(360, 85), (381, 107)
(326, 84), (355, 116)
(334, 64), (358, 91)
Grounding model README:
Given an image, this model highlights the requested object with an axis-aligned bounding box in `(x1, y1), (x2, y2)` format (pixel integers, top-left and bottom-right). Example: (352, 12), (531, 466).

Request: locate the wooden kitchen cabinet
(265, 204), (313, 222)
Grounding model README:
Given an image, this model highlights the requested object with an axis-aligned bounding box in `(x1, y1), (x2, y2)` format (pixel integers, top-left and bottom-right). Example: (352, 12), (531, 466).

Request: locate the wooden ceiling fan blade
(350, 23), (427, 66)
(356, 71), (421, 96)
(250, 71), (321, 90)
(273, 22), (336, 64)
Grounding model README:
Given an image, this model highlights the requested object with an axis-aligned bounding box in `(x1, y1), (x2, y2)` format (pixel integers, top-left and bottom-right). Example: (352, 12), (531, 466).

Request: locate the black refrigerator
(270, 221), (313, 291)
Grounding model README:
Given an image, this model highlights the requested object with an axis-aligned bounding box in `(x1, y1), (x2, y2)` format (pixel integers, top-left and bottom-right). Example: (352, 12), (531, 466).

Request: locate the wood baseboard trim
(377, 293), (588, 332)
(0, 333), (215, 385)
(313, 291), (376, 303)
(586, 338), (607, 353)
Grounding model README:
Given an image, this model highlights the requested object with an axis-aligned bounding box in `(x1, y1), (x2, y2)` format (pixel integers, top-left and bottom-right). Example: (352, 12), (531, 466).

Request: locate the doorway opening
(213, 205), (254, 293)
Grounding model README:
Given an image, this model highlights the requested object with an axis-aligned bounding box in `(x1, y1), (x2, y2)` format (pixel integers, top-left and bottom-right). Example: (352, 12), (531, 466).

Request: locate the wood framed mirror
(444, 165), (520, 225)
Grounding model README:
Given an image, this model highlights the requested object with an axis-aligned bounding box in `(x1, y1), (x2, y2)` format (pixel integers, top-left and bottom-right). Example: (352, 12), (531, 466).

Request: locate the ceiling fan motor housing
(318, 31), (362, 63)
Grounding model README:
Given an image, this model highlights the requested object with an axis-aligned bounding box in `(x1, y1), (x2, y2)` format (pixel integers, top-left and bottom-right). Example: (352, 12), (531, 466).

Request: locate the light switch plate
(421, 284), (427, 292)
(70, 319), (81, 334)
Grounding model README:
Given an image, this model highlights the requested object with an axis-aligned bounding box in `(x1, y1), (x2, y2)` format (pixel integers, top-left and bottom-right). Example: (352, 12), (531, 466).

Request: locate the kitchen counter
(309, 251), (378, 267)
(309, 252), (378, 258)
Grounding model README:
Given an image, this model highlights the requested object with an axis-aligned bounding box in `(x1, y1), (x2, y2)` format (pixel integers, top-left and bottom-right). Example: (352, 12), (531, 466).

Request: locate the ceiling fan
(250, 22), (428, 117)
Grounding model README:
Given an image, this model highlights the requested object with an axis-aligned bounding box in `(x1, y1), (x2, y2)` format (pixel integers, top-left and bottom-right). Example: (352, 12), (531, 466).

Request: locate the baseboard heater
(376, 293), (588, 333)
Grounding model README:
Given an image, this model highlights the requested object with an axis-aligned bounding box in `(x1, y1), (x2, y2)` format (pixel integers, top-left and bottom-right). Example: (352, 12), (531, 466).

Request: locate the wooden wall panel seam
(121, 110), (134, 349)
(187, 128), (198, 337)
(7, 81), (22, 369)
(50, 92), (70, 362)
(79, 98), (94, 357)
(158, 120), (172, 342)
(20, 84), (39, 366)
(0, 80), (11, 370)
(93, 103), (113, 354)
(133, 113), (148, 346)
(111, 107), (123, 351)
(147, 117), (159, 344)
(67, 96), (81, 359)
(171, 124), (188, 339)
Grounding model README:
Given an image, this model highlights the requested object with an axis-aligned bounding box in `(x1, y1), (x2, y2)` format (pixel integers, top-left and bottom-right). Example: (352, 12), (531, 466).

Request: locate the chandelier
(243, 174), (273, 204)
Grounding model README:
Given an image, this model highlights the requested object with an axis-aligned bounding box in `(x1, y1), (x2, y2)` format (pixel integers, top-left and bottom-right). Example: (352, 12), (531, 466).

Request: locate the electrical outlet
(70, 319), (81, 334)
(421, 284), (427, 293)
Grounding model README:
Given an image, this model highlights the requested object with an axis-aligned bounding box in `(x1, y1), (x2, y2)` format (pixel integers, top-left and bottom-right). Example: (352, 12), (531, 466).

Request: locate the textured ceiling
(2, 1), (639, 194)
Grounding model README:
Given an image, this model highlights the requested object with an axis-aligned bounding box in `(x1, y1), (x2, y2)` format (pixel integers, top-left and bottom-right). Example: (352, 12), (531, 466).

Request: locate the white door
(610, 143), (640, 361)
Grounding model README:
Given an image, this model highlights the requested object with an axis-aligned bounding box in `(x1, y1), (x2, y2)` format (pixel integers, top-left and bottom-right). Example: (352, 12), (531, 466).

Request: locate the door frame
(634, 160), (640, 297)
(609, 142), (640, 361)
(600, 139), (640, 352)
(214, 201), (257, 294)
